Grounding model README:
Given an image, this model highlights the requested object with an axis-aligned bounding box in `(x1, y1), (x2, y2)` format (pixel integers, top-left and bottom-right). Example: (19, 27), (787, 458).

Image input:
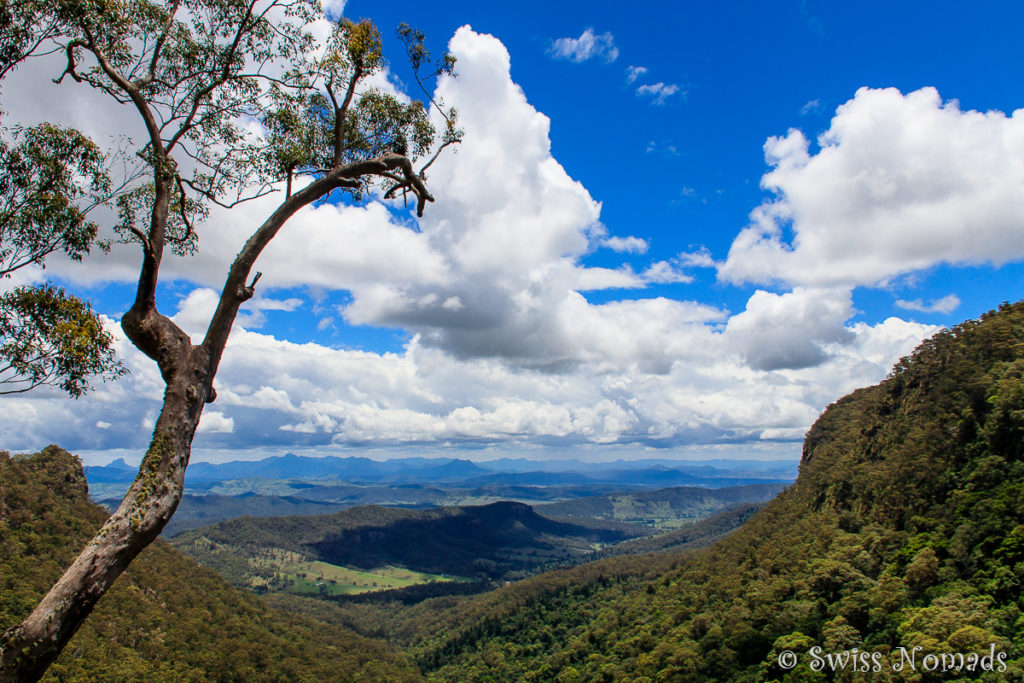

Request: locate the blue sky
(357, 0), (1024, 327)
(3, 1), (1024, 464)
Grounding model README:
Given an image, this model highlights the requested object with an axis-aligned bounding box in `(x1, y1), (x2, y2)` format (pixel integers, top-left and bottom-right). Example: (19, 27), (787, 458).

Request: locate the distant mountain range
(84, 454), (489, 484)
(535, 483), (786, 526)
(85, 453), (796, 489)
(141, 480), (787, 537)
(87, 453), (796, 539)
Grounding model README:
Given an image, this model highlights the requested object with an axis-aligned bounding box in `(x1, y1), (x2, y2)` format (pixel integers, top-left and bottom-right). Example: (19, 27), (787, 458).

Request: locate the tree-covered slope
(535, 483), (784, 529)
(0, 446), (421, 682)
(155, 493), (347, 537)
(593, 502), (768, 558)
(172, 501), (635, 585)
(412, 302), (1024, 681)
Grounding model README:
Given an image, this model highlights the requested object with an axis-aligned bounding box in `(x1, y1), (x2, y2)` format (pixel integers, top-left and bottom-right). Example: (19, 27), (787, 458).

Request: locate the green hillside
(248, 502), (768, 646)
(0, 446), (421, 682)
(172, 501), (637, 590)
(408, 302), (1024, 681)
(153, 493), (347, 537)
(595, 502), (768, 558)
(535, 483), (785, 530)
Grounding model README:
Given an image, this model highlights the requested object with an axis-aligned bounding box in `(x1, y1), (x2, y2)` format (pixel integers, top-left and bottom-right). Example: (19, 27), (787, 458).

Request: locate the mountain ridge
(85, 453), (796, 488)
(171, 500), (638, 584)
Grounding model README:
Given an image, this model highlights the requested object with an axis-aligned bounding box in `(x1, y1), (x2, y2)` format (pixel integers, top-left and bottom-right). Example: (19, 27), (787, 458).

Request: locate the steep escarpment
(414, 303), (1024, 681)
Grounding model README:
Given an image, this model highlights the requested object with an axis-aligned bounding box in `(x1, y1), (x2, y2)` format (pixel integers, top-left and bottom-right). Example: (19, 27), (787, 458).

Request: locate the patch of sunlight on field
(248, 549), (461, 596)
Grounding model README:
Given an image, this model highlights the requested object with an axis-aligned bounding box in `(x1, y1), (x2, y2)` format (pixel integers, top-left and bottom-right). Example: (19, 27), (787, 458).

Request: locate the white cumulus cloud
(320, 0), (345, 19)
(725, 288), (855, 371)
(642, 261), (694, 284)
(720, 87), (1024, 288)
(197, 411), (235, 434)
(625, 65), (648, 83)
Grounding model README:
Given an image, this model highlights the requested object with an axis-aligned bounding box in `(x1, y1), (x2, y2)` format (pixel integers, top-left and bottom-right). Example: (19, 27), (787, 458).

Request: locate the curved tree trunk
(0, 157), (430, 681)
(0, 173), (313, 681)
(0, 355), (211, 682)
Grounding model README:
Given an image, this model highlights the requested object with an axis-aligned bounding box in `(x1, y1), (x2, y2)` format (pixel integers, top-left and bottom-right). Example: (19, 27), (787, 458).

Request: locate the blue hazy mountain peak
(86, 452), (797, 492)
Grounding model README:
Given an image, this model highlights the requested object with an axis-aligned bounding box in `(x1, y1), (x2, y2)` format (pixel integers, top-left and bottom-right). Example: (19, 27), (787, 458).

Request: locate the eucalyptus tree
(0, 1), (459, 679)
(0, 123), (126, 395)
(1, 3), (127, 398)
(0, 0), (60, 83)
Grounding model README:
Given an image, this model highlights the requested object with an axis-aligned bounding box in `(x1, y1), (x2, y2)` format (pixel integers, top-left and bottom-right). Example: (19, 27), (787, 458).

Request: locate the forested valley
(3, 301), (1024, 680)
